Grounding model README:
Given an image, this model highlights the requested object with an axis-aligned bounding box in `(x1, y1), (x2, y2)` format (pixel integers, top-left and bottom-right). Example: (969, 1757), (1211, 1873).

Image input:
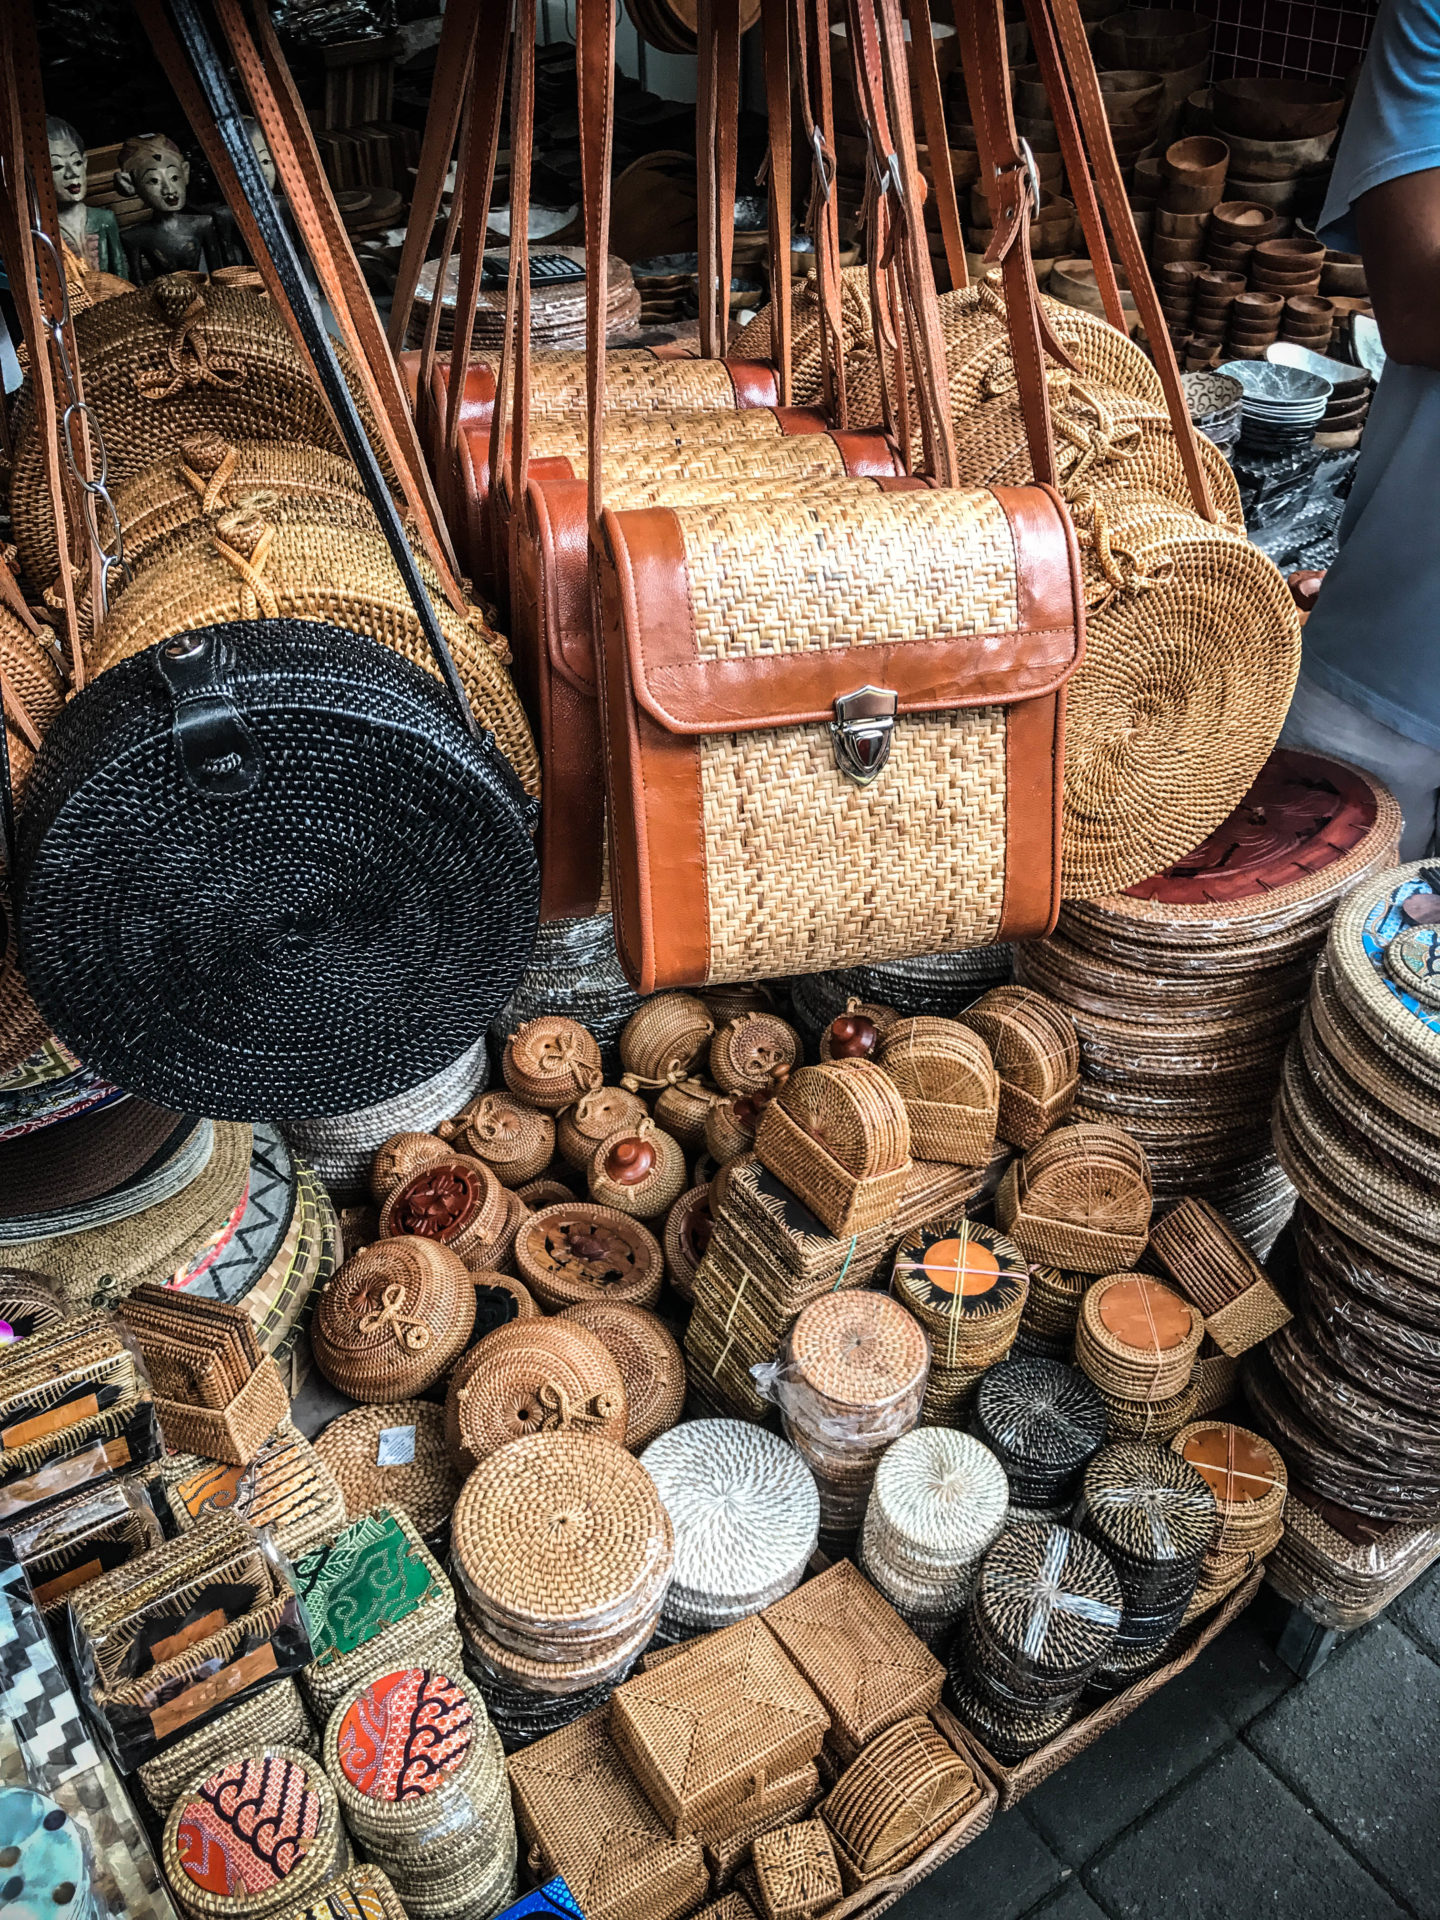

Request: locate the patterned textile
(293, 1513), (433, 1664)
(176, 1755), (319, 1896)
(336, 1668), (472, 1801)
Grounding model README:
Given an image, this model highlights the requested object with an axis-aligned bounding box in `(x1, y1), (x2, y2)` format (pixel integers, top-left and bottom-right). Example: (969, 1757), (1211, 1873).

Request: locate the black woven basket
(17, 621), (539, 1119)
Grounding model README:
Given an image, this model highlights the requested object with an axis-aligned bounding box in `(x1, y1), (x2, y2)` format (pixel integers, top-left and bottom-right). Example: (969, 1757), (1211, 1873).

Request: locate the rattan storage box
(609, 1614), (831, 1840)
(762, 1561), (944, 1765)
(508, 1708), (709, 1920)
(754, 1063), (912, 1238)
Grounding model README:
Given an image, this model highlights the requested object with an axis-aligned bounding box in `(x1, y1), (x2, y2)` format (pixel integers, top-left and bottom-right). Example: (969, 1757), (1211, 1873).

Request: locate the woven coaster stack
(1264, 1483), (1440, 1630)
(685, 1156), (891, 1421)
(444, 1319), (629, 1473)
(974, 1358), (1108, 1511)
(311, 1238), (476, 1403)
(762, 1560), (944, 1766)
(136, 1679), (315, 1817)
(874, 1018), (999, 1169)
(162, 1747), (346, 1920)
(1016, 751), (1400, 1249)
(818, 1713), (981, 1892)
(452, 1433), (673, 1743)
(1170, 1421), (1287, 1617)
(325, 1665), (515, 1920)
(1014, 1265), (1090, 1360)
(1075, 1442), (1217, 1692)
(272, 1864), (408, 1920)
(996, 1124), (1154, 1274)
(1075, 1273), (1204, 1441)
(640, 1420), (819, 1640)
(958, 987), (1081, 1149)
(513, 1203), (665, 1312)
(1146, 1198), (1293, 1357)
(947, 1523), (1123, 1762)
(118, 1283), (288, 1466)
(160, 1419), (347, 1559)
(860, 1429), (1009, 1644)
(312, 1401), (461, 1540)
(609, 1614), (831, 1841)
(507, 1707), (709, 1920)
(769, 1293), (929, 1538)
(890, 1221), (1029, 1424)
(754, 1062), (912, 1239)
(787, 950), (1015, 1051)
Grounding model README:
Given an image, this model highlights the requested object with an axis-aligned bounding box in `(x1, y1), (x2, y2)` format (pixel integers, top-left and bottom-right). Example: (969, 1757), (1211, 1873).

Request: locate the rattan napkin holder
(8, 1473), (166, 1616)
(755, 1063), (912, 1239)
(876, 1018), (999, 1167)
(152, 1357), (289, 1467)
(957, 988), (1080, 1151)
(1145, 1197), (1293, 1357)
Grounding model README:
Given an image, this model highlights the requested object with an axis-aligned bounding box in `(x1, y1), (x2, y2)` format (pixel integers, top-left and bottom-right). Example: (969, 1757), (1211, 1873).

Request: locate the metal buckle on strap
(831, 687), (898, 785)
(811, 125), (835, 202)
(993, 139), (1042, 220)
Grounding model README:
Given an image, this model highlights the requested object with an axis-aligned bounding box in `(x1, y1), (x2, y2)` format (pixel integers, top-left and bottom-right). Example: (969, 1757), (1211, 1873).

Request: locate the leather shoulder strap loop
(502, 0), (538, 578)
(389, 0), (483, 353)
(904, 0), (966, 290)
(579, 0), (616, 533)
(760, 0), (795, 402)
(445, 0), (513, 459)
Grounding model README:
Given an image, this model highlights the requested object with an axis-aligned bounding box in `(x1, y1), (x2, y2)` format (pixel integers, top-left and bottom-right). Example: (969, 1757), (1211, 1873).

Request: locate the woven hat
(975, 1358), (1108, 1508)
(755, 1062), (912, 1239)
(709, 1014), (801, 1096)
(640, 1420), (819, 1636)
(876, 1018), (999, 1168)
(556, 1086), (650, 1171)
(890, 1220), (1029, 1369)
(557, 1301), (685, 1451)
(620, 994), (716, 1088)
(369, 1133), (455, 1203)
(1076, 1273), (1203, 1402)
(588, 1120), (689, 1220)
(280, 1037), (491, 1196)
(376, 1155), (512, 1272)
(163, 1747), (343, 1920)
(861, 1430), (1009, 1625)
(957, 988), (1081, 1149)
(663, 1185), (714, 1302)
(311, 1238), (476, 1402)
(312, 1401), (462, 1539)
(445, 1319), (628, 1472)
(995, 1123), (1154, 1272)
(0, 1111), (214, 1246)
(513, 1202), (664, 1311)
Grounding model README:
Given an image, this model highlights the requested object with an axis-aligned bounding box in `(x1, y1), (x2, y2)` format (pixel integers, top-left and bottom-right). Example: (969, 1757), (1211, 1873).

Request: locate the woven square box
(763, 1562), (944, 1765)
(507, 1709), (708, 1920)
(702, 1766), (822, 1889)
(609, 1614), (830, 1840)
(153, 1357), (289, 1468)
(750, 1819), (842, 1920)
(754, 1064), (911, 1240)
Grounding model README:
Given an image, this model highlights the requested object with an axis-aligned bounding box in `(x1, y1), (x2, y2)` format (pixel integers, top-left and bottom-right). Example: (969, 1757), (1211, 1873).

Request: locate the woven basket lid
(619, 993), (715, 1085)
(786, 1292), (929, 1416)
(640, 1420), (819, 1610)
(503, 1019), (603, 1111)
(335, 1667), (474, 1800)
(709, 1014), (801, 1095)
(438, 1093), (556, 1184)
(513, 1202), (664, 1310)
(751, 1820), (841, 1915)
(311, 1237), (476, 1402)
(891, 1220), (1028, 1334)
(377, 1156), (509, 1256)
(1084, 1273), (1200, 1360)
(369, 1132), (453, 1203)
(975, 1358), (1108, 1475)
(452, 1432), (673, 1634)
(587, 1121), (688, 1217)
(1078, 1441), (1218, 1566)
(446, 1319), (628, 1469)
(867, 1429), (1009, 1564)
(1172, 1420), (1287, 1515)
(957, 987), (1080, 1097)
(770, 1061), (912, 1178)
(311, 1401), (461, 1537)
(557, 1301), (686, 1451)
(169, 1748), (329, 1900)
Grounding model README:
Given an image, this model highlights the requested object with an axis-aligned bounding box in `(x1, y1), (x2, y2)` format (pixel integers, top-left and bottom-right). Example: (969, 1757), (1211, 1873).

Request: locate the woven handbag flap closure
(602, 485), (1082, 736)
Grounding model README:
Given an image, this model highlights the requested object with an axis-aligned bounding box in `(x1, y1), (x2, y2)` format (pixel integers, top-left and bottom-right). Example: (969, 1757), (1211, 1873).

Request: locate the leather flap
(526, 474), (601, 696)
(601, 485), (1084, 738)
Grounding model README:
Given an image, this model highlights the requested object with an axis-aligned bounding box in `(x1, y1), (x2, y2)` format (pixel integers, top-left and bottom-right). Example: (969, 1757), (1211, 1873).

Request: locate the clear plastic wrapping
(0, 1315), (161, 1525)
(1266, 1483), (1440, 1630)
(7, 1474), (166, 1614)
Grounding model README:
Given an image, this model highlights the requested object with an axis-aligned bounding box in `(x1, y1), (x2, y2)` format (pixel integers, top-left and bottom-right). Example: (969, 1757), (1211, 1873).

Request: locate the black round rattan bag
(16, 620), (539, 1119)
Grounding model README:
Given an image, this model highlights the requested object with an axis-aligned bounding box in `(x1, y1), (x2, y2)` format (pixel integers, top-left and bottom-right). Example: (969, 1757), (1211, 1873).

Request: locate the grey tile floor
(896, 1572), (1440, 1920)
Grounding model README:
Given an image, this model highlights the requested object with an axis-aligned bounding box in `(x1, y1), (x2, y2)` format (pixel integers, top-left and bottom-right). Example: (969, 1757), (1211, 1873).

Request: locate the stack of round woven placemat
(640, 1419), (819, 1640)
(1016, 751), (1401, 1251)
(974, 1358), (1109, 1516)
(1075, 1273), (1204, 1442)
(162, 1747), (345, 1920)
(860, 1428), (1009, 1645)
(1170, 1420), (1287, 1616)
(890, 1220), (1029, 1423)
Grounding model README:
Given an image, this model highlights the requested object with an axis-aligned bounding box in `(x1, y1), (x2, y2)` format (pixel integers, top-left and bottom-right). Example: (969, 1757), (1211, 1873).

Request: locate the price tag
(377, 1425), (416, 1466)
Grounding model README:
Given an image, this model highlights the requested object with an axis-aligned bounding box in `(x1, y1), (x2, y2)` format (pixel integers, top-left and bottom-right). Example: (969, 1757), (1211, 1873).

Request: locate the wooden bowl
(1182, 87), (1214, 132)
(1253, 236), (1325, 271)
(1205, 243), (1256, 273)
(1155, 207), (1210, 236)
(1049, 257), (1139, 320)
(1218, 128), (1339, 182)
(1094, 9), (1212, 71)
(1226, 174), (1300, 211)
(1133, 155), (1165, 197)
(1250, 270), (1324, 296)
(1209, 200), (1280, 242)
(1012, 64), (1052, 118)
(1152, 232), (1207, 263)
(1211, 77), (1346, 141)
(1321, 252), (1368, 296)
(1231, 289), (1284, 320)
(1163, 136), (1230, 189)
(1159, 177), (1226, 214)
(1283, 293), (1334, 322)
(1098, 68), (1165, 120)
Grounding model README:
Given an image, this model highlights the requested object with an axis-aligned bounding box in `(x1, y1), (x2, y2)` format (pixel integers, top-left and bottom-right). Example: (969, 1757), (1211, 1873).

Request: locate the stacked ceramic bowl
(1267, 342), (1374, 449)
(1219, 358), (1330, 453)
(640, 1420), (819, 1642)
(1181, 368), (1242, 457)
(974, 1358), (1109, 1517)
(860, 1428), (1009, 1646)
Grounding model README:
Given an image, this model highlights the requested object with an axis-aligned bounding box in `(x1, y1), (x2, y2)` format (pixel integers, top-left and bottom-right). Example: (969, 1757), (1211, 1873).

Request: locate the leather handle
(388, 0), (483, 354)
(579, 0), (616, 533)
(791, 0), (850, 425)
(760, 0), (794, 402)
(697, 0), (742, 359)
(503, 0), (538, 572)
(444, 0), (513, 460)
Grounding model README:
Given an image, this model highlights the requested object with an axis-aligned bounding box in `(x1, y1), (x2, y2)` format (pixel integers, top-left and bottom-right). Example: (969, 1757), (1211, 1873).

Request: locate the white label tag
(376, 1425), (416, 1466)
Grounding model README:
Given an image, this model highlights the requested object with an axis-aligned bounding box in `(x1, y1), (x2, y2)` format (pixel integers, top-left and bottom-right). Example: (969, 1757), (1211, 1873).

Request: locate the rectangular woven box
(152, 1356), (288, 1468)
(609, 1615), (830, 1841)
(755, 1103), (910, 1239)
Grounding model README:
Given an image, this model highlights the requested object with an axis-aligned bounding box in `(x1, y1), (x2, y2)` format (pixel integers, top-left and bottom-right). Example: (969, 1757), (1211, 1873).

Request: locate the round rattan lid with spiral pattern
(438, 1093), (555, 1187)
(445, 1319), (628, 1472)
(975, 1358), (1109, 1503)
(640, 1419), (819, 1621)
(502, 1018), (603, 1111)
(877, 1018), (1000, 1167)
(369, 1132), (454, 1203)
(784, 1291), (930, 1424)
(451, 1431), (674, 1640)
(376, 1156), (511, 1269)
(513, 1202), (663, 1311)
(709, 1013), (801, 1096)
(556, 1087), (651, 1170)
(556, 1301), (686, 1451)
(311, 1401), (462, 1538)
(891, 1220), (1030, 1362)
(312, 1238), (476, 1402)
(619, 994), (715, 1088)
(968, 1520), (1123, 1683)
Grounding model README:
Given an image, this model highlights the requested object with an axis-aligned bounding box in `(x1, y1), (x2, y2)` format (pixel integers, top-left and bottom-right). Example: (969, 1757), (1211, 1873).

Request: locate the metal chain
(26, 200), (129, 624)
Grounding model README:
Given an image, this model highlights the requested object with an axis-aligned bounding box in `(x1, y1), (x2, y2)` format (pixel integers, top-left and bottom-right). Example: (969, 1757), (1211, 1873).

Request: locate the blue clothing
(1302, 0), (1440, 750)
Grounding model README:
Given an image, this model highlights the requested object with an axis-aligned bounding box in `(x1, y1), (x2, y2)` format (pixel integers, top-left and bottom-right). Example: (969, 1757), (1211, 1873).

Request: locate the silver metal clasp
(830, 687), (898, 786)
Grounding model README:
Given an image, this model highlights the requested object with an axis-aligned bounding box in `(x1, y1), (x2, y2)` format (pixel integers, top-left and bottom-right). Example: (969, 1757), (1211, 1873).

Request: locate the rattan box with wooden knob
(557, 1086), (651, 1170)
(514, 1202), (664, 1310)
(755, 1060), (912, 1238)
(818, 1001), (901, 1064)
(818, 1713), (981, 1890)
(377, 1154), (515, 1272)
(876, 1017), (1000, 1168)
(162, 1747), (346, 1920)
(1076, 1273), (1203, 1402)
(653, 1077), (721, 1153)
(445, 1319), (629, 1472)
(503, 1017), (604, 1111)
(370, 1132), (453, 1203)
(995, 1122), (1154, 1272)
(620, 994), (716, 1090)
(558, 1300), (685, 1451)
(311, 1238), (476, 1402)
(439, 1092), (556, 1188)
(588, 1120), (688, 1219)
(958, 986), (1081, 1149)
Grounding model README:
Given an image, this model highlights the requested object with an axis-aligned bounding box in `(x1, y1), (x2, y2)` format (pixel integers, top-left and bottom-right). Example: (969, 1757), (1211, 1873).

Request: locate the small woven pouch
(755, 1062), (912, 1239)
(818, 1002), (901, 1065)
(444, 1319), (629, 1472)
(705, 1096), (761, 1165)
(619, 995), (715, 1089)
(663, 1185), (714, 1302)
(439, 1093), (556, 1187)
(503, 1019), (604, 1111)
(653, 1077), (720, 1154)
(710, 1015), (802, 1096)
(557, 1087), (651, 1171)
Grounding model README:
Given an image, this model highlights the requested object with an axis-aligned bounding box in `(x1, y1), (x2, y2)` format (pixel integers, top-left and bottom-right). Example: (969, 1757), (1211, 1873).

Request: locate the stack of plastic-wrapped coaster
(640, 1419), (819, 1643)
(1076, 1442), (1218, 1694)
(948, 1523), (1123, 1763)
(974, 1358), (1109, 1519)
(860, 1429), (1009, 1647)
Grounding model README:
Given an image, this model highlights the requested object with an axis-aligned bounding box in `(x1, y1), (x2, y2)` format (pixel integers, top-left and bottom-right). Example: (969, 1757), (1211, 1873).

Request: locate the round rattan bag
(312, 1237), (476, 1402)
(16, 621), (539, 1119)
(445, 1319), (628, 1472)
(513, 1201), (664, 1310)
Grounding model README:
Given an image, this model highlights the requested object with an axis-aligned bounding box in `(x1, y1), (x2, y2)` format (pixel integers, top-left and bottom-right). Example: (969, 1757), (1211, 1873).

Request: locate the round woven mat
(786, 1290), (930, 1418)
(312, 1401), (461, 1538)
(866, 1428), (1010, 1570)
(975, 1358), (1108, 1499)
(1077, 1442), (1217, 1573)
(1329, 863), (1440, 1092)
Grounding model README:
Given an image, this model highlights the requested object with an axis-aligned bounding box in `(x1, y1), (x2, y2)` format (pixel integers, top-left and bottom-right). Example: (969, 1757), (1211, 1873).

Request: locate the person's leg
(1279, 673), (1440, 860)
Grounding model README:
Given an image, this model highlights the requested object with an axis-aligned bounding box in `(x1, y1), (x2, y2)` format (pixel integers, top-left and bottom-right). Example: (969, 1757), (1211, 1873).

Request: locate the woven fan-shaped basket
(445, 1318), (628, 1472)
(10, 273), (391, 589)
(438, 1092), (555, 1187)
(377, 1154), (511, 1268)
(513, 1202), (664, 1310)
(557, 1086), (651, 1170)
(588, 1120), (688, 1219)
(312, 1237), (476, 1402)
(87, 504), (538, 798)
(503, 1017), (604, 1111)
(620, 994), (715, 1088)
(755, 1061), (912, 1238)
(877, 1017), (999, 1167)
(958, 987), (1081, 1149)
(558, 1301), (686, 1451)
(709, 1013), (801, 1095)
(995, 1122), (1154, 1272)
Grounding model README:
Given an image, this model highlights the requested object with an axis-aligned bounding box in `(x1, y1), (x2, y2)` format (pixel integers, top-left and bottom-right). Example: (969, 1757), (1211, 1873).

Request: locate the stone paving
(896, 1573), (1440, 1920)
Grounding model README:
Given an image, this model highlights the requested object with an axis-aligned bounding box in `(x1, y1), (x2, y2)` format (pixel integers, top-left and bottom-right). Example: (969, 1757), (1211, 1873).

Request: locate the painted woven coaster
(336, 1667), (473, 1801)
(293, 1512), (434, 1665)
(169, 1749), (332, 1910)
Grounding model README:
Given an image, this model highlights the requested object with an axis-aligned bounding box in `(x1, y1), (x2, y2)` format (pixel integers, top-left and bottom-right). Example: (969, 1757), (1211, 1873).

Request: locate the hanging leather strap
(442, 0), (513, 458)
(501, 0), (537, 583)
(696, 0), (742, 359)
(759, 0), (794, 401)
(791, 0), (849, 425)
(579, 0), (615, 534)
(904, 0), (966, 290)
(388, 0), (483, 352)
(146, 0), (484, 736)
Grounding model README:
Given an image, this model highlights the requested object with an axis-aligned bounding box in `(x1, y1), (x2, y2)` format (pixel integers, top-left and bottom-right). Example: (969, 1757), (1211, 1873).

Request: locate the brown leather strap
(388, 0), (481, 353)
(792, 0), (849, 425)
(502, 0), (538, 590)
(445, 0), (513, 460)
(904, 0), (967, 290)
(697, 0), (742, 359)
(760, 0), (794, 401)
(579, 0), (616, 532)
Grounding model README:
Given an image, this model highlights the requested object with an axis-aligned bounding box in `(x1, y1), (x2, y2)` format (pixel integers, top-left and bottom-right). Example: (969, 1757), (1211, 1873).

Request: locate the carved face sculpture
(48, 127), (86, 208)
(116, 136), (190, 216)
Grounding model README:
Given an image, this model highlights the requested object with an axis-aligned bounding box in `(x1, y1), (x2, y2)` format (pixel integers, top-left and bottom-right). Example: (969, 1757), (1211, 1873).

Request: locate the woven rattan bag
(0, 604), (65, 805)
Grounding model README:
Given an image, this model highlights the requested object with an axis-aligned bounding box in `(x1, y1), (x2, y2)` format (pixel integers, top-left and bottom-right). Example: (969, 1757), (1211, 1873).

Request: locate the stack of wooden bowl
(1094, 9), (1212, 146)
(1208, 76), (1346, 220)
(1099, 68), (1165, 192)
(1153, 136), (1231, 270)
(1204, 198), (1280, 276)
